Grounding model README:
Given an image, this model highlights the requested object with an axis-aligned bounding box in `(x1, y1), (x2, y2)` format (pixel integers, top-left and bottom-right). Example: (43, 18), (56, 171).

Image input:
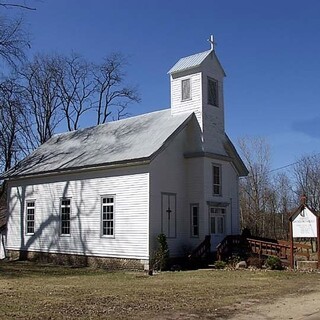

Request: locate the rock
(236, 261), (247, 269)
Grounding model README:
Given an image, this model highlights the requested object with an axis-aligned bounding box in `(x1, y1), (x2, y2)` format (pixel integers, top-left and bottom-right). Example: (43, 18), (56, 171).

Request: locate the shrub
(228, 254), (241, 268)
(151, 234), (169, 271)
(265, 256), (283, 270)
(214, 260), (227, 269)
(247, 256), (264, 268)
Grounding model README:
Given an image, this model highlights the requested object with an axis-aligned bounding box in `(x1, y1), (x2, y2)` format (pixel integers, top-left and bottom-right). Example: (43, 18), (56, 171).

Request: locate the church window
(181, 79), (191, 101)
(208, 77), (218, 106)
(213, 164), (222, 196)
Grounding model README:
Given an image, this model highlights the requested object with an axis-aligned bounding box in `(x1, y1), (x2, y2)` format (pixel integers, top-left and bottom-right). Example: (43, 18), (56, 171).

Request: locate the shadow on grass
(0, 260), (106, 279)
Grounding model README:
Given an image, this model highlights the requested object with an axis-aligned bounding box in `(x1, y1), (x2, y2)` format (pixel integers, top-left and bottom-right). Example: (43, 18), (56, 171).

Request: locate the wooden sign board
(292, 207), (317, 238)
(289, 203), (320, 269)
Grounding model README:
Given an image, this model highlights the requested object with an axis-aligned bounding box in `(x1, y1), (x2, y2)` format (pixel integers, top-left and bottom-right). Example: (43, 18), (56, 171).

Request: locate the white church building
(1, 38), (247, 269)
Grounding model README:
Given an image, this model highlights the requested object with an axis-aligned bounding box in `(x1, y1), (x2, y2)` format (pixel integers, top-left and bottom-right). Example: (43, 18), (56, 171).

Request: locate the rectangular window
(101, 196), (115, 236)
(208, 77), (218, 106)
(213, 165), (222, 196)
(190, 204), (199, 237)
(181, 78), (191, 101)
(26, 200), (35, 234)
(60, 198), (71, 235)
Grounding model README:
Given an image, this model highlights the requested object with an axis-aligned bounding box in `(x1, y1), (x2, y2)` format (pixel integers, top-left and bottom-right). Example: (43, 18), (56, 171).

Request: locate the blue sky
(4, 0), (320, 171)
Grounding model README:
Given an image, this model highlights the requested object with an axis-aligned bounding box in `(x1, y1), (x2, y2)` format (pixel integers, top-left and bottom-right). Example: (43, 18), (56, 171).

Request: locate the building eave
(3, 158), (151, 181)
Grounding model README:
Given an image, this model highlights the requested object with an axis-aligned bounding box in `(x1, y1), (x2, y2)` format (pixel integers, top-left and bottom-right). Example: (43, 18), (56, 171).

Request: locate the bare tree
(293, 154), (320, 211)
(238, 137), (272, 236)
(19, 54), (63, 145)
(0, 15), (29, 67)
(273, 172), (294, 238)
(0, 2), (36, 10)
(93, 53), (140, 124)
(55, 54), (94, 131)
(0, 77), (26, 172)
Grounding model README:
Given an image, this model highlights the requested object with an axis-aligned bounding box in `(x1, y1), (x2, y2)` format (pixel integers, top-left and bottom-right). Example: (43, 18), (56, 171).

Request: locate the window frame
(60, 197), (71, 236)
(101, 195), (115, 238)
(190, 203), (199, 238)
(25, 199), (36, 235)
(208, 77), (219, 107)
(181, 78), (191, 101)
(213, 164), (222, 196)
(209, 207), (226, 235)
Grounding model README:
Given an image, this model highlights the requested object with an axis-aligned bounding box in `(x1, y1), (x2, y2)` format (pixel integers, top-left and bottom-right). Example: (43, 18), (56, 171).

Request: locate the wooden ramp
(216, 235), (313, 264)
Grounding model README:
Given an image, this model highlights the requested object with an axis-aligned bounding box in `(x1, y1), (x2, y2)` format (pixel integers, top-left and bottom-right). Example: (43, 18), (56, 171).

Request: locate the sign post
(289, 199), (319, 269)
(289, 220), (294, 269)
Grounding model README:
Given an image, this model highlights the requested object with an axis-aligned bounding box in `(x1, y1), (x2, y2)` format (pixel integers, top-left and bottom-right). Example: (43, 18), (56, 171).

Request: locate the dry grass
(0, 261), (319, 319)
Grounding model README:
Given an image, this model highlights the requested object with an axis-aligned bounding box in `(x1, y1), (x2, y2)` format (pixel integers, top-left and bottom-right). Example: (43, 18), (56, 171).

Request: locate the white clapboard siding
(150, 124), (187, 256)
(149, 121), (206, 256)
(170, 53), (227, 156)
(6, 166), (150, 260)
(203, 158), (241, 235)
(171, 72), (203, 127)
(186, 157), (206, 248)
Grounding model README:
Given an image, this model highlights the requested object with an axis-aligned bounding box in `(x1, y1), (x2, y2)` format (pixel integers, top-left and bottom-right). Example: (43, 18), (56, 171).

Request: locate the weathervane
(208, 34), (216, 51)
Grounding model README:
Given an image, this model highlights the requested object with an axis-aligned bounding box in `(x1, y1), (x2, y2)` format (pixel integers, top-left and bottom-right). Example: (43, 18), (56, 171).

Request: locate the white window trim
(60, 197), (71, 237)
(101, 195), (115, 238)
(190, 203), (199, 238)
(213, 164), (222, 196)
(181, 78), (192, 101)
(25, 199), (36, 235)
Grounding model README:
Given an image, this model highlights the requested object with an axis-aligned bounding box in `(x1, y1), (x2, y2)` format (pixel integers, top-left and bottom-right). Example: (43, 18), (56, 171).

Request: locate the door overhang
(206, 201), (230, 207)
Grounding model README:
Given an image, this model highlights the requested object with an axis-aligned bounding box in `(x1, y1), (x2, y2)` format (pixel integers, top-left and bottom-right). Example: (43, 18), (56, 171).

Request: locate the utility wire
(269, 152), (320, 174)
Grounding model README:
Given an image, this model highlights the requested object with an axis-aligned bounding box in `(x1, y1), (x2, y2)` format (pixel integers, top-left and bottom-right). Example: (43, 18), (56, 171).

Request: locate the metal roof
(168, 50), (212, 74)
(3, 109), (193, 179)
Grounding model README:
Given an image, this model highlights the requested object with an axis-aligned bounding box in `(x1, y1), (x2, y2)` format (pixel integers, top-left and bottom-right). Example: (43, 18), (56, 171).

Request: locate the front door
(161, 193), (176, 238)
(209, 207), (226, 249)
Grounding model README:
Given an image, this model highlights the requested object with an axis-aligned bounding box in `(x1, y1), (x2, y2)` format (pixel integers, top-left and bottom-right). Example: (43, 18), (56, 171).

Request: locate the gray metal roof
(3, 109), (193, 179)
(168, 50), (212, 74)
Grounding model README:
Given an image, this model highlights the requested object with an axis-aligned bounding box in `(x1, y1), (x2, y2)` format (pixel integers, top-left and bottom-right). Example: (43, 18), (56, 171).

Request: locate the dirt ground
(227, 283), (320, 320)
(1, 262), (320, 320)
(153, 278), (320, 320)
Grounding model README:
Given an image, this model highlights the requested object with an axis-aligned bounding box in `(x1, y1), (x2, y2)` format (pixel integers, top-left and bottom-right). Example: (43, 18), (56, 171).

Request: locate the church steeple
(168, 36), (226, 154)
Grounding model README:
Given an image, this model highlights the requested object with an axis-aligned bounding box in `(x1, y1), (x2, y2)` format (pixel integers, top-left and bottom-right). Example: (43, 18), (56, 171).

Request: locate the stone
(236, 261), (247, 269)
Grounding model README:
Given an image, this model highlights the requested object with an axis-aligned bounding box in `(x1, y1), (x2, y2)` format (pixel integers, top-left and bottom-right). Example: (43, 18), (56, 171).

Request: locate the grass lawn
(0, 261), (319, 319)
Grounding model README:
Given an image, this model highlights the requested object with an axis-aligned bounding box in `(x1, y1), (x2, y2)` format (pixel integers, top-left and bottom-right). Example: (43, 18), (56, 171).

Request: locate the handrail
(189, 235), (211, 259)
(216, 235), (308, 261)
(216, 235), (242, 261)
(247, 238), (290, 259)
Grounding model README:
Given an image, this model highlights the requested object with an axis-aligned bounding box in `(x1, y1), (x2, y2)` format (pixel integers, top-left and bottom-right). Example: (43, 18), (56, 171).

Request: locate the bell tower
(168, 35), (226, 154)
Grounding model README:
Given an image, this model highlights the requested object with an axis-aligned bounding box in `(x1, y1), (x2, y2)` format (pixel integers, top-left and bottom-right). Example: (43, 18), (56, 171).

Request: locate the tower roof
(168, 50), (212, 74)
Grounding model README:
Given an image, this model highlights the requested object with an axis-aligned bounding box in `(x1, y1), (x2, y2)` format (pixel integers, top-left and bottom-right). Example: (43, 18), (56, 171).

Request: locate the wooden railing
(247, 238), (290, 259)
(188, 235), (211, 260)
(216, 235), (243, 261)
(278, 240), (312, 260)
(216, 235), (292, 261)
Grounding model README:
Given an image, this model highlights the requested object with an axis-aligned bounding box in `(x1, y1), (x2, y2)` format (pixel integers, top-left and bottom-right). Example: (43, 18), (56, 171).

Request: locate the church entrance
(161, 193), (176, 238)
(209, 207), (226, 249)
